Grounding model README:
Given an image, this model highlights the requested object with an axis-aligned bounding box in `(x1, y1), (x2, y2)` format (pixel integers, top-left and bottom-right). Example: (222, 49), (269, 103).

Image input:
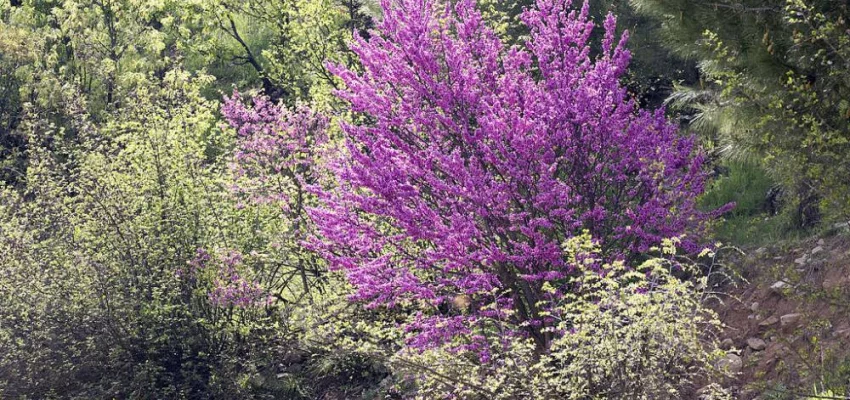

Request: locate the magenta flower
(231, 0), (727, 352)
(222, 91), (328, 211)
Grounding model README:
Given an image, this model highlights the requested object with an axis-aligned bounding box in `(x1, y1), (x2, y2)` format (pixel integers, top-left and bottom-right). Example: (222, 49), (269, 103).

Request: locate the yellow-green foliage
(391, 236), (729, 399)
(0, 70), (285, 398)
(259, 0), (354, 107)
(197, 0), (372, 107)
(2, 0), (202, 116)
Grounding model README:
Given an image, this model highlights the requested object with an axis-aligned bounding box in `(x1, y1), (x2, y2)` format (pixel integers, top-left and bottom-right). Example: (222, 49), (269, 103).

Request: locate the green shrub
(0, 71), (292, 398)
(701, 161), (776, 218)
(698, 161), (810, 244)
(388, 237), (731, 400)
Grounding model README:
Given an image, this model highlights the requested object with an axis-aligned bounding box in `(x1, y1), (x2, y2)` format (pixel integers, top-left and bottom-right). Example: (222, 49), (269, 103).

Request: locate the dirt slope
(715, 234), (850, 399)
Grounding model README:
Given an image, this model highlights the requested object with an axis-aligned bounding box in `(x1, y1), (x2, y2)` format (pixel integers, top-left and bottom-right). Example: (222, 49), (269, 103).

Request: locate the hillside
(715, 231), (850, 399)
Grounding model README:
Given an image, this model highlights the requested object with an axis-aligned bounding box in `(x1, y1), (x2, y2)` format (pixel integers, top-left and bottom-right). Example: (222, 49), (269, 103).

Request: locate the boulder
(780, 313), (803, 327)
(747, 337), (767, 351)
(759, 316), (780, 327)
(716, 353), (743, 374)
(770, 280), (790, 293)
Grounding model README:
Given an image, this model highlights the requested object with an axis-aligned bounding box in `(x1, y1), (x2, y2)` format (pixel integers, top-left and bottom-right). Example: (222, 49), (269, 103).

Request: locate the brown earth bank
(712, 233), (850, 399)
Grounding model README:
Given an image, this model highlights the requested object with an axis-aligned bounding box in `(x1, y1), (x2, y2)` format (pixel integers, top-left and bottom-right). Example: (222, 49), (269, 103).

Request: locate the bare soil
(714, 235), (850, 399)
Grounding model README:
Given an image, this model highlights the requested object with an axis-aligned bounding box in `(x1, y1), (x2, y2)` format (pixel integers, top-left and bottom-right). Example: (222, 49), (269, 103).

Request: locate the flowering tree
(221, 92), (329, 305)
(312, 0), (718, 353)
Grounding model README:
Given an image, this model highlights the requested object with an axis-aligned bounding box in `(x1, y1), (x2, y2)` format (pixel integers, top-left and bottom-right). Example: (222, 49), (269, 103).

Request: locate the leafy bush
(701, 161), (775, 218)
(389, 236), (728, 399)
(0, 71), (291, 398)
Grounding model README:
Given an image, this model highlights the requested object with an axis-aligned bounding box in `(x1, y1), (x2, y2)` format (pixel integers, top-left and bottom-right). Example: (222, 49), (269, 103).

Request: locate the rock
(750, 302), (760, 312)
(755, 247), (767, 255)
(720, 338), (735, 350)
(817, 239), (825, 246)
(759, 316), (780, 327)
(834, 323), (850, 339)
(811, 246), (824, 255)
(822, 275), (846, 291)
(716, 353), (743, 374)
(770, 280), (790, 293)
(780, 313), (803, 327)
(747, 337), (767, 351)
(794, 256), (808, 265)
(833, 222), (850, 231)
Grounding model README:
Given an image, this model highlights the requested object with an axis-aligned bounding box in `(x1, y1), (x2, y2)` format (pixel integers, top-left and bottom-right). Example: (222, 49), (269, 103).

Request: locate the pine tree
(632, 0), (850, 226)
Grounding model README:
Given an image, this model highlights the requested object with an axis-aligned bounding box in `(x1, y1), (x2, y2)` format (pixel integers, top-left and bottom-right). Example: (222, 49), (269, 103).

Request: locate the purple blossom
(226, 0), (728, 352)
(207, 250), (272, 308)
(183, 248), (272, 308)
(222, 91), (328, 211)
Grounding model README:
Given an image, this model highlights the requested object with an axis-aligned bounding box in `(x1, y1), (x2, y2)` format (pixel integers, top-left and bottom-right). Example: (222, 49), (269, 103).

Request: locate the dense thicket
(0, 1), (382, 398)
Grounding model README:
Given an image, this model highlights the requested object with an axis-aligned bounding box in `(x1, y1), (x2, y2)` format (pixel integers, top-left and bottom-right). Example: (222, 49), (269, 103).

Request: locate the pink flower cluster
(307, 0), (722, 351)
(222, 91), (328, 211)
(186, 248), (272, 308)
(220, 0), (729, 353)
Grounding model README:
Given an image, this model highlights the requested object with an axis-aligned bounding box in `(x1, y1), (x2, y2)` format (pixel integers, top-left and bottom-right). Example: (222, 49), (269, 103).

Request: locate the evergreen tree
(632, 0), (850, 226)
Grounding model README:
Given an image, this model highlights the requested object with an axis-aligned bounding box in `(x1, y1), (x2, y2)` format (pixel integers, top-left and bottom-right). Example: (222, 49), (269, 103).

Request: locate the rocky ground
(712, 232), (850, 399)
